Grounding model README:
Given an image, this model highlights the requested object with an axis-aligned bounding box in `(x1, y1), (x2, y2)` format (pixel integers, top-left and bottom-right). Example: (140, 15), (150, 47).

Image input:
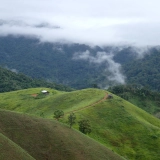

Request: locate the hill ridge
(65, 92), (108, 114)
(0, 109), (124, 160)
(0, 88), (160, 159)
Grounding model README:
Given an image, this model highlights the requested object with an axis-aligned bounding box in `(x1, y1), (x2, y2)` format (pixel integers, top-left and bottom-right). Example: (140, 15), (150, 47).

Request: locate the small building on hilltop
(41, 90), (49, 95)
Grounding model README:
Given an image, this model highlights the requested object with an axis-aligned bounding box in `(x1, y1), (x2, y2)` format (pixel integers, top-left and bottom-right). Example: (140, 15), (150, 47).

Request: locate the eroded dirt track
(65, 93), (108, 114)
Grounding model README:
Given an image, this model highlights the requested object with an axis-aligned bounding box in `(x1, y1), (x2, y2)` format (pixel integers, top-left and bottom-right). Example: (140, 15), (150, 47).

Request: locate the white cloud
(73, 51), (126, 86)
(0, 0), (160, 45)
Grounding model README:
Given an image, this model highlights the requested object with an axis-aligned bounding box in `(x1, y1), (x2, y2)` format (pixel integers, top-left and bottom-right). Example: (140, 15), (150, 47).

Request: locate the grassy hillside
(64, 96), (160, 160)
(0, 133), (35, 160)
(0, 88), (160, 159)
(0, 88), (105, 117)
(108, 85), (160, 118)
(0, 109), (123, 160)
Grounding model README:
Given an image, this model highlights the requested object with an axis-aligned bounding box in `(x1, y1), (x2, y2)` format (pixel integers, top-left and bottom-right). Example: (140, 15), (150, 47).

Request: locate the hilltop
(0, 88), (160, 159)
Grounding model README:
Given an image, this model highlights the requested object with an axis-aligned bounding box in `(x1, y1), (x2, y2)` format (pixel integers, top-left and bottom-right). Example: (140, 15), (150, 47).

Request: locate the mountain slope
(0, 109), (123, 160)
(0, 133), (35, 160)
(0, 88), (106, 117)
(0, 88), (160, 159)
(108, 85), (160, 117)
(0, 66), (73, 93)
(123, 49), (160, 91)
(0, 36), (105, 89)
(1, 35), (160, 90)
(61, 93), (160, 160)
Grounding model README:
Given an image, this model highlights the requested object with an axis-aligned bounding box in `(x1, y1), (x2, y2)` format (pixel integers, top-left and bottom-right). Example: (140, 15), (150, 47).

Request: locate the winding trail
(65, 93), (108, 115)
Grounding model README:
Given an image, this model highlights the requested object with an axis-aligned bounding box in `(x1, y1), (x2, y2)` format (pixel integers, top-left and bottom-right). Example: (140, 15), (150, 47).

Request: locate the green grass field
(62, 96), (160, 160)
(0, 88), (106, 117)
(0, 88), (160, 159)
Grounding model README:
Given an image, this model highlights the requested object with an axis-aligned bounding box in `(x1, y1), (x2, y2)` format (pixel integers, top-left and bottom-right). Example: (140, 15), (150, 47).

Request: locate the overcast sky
(1, 0), (160, 46)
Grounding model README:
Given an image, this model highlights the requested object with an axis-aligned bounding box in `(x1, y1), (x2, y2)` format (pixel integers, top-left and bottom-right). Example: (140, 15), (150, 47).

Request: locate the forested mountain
(0, 35), (160, 90)
(0, 36), (106, 89)
(0, 67), (73, 92)
(122, 49), (160, 91)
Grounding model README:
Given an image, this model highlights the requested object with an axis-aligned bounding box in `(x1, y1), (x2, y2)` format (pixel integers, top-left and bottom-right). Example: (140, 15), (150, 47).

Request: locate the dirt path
(65, 93), (108, 115)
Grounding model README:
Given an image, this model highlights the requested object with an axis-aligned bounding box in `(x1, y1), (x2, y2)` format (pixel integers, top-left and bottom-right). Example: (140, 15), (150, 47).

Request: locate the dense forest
(0, 36), (106, 89)
(122, 49), (160, 91)
(0, 67), (73, 92)
(0, 35), (160, 90)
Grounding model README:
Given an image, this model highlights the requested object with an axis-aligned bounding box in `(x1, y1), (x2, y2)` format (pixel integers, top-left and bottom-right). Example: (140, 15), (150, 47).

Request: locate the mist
(73, 50), (126, 87)
(1, 0), (160, 46)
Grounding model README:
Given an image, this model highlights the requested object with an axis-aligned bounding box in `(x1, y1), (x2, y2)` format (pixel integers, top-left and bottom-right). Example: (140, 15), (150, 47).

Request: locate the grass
(0, 88), (160, 159)
(114, 91), (160, 117)
(0, 109), (123, 160)
(0, 133), (35, 160)
(61, 94), (160, 160)
(0, 87), (106, 118)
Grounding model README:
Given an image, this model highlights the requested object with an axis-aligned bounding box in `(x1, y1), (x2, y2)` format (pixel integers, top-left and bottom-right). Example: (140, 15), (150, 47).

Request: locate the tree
(78, 119), (91, 134)
(68, 112), (76, 128)
(54, 110), (64, 120)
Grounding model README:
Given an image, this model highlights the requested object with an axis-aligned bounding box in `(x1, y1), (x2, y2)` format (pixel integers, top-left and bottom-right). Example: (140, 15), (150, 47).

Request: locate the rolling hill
(0, 109), (123, 160)
(0, 88), (160, 159)
(108, 85), (160, 118)
(0, 133), (35, 160)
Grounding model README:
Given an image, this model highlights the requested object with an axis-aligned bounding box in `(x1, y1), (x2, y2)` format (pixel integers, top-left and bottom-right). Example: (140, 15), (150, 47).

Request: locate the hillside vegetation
(108, 85), (160, 118)
(0, 66), (73, 92)
(0, 133), (35, 160)
(0, 36), (105, 89)
(1, 36), (160, 90)
(0, 109), (123, 160)
(0, 88), (105, 117)
(123, 49), (160, 91)
(0, 88), (160, 159)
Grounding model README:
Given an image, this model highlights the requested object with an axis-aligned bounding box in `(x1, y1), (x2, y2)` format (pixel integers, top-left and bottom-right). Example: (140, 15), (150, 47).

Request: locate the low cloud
(5, 66), (18, 74)
(130, 46), (151, 59)
(73, 50), (125, 87)
(1, 0), (160, 46)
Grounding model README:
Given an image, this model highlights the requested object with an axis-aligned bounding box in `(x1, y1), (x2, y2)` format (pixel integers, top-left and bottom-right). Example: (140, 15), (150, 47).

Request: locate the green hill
(0, 66), (73, 93)
(0, 88), (160, 159)
(0, 88), (106, 117)
(108, 85), (160, 118)
(0, 133), (35, 160)
(0, 109), (123, 160)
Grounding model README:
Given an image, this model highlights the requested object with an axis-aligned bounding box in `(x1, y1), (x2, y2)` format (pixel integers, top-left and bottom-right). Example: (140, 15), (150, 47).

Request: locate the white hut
(41, 90), (49, 94)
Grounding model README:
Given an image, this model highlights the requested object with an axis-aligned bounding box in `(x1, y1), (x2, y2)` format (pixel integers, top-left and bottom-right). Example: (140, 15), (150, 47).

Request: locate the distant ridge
(0, 66), (73, 93)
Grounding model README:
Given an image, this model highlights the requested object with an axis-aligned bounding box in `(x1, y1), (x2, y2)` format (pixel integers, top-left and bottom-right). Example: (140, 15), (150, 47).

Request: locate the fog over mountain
(1, 1), (160, 90)
(73, 50), (126, 86)
(1, 0), (160, 46)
